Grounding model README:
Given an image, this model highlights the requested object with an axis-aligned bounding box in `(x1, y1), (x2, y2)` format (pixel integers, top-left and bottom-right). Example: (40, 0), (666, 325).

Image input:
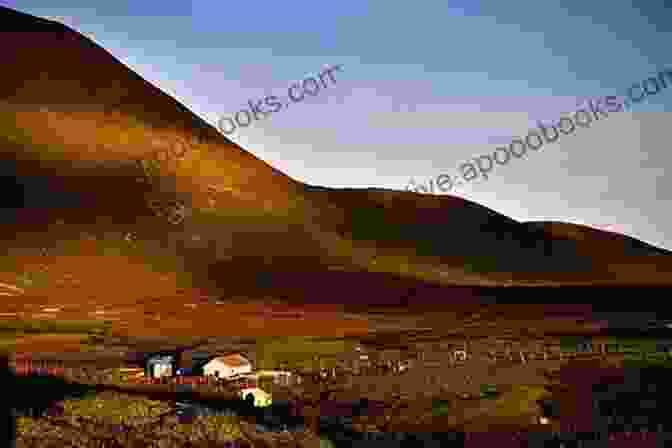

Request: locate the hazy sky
(4, 1), (672, 250)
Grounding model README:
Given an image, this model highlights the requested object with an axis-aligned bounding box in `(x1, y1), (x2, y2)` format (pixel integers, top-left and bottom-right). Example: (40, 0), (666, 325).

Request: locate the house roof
(147, 355), (174, 364)
(207, 353), (250, 367)
(239, 387), (270, 398)
(145, 351), (176, 360)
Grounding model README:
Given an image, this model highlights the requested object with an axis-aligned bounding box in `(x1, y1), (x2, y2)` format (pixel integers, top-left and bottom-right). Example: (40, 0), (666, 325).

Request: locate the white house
(203, 353), (252, 379)
(145, 354), (174, 379)
(239, 387), (272, 407)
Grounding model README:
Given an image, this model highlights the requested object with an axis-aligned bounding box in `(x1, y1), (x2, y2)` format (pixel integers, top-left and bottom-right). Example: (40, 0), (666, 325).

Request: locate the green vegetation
(138, 157), (162, 184)
(490, 385), (547, 418)
(0, 334), (20, 348)
(479, 383), (500, 399)
(645, 351), (669, 361)
(560, 336), (587, 352)
(320, 436), (337, 448)
(15, 416), (39, 435)
(63, 392), (173, 424)
(431, 398), (451, 416)
(174, 415), (243, 441)
(348, 206), (444, 257)
(464, 255), (502, 274)
(350, 207), (403, 241)
(605, 337), (658, 351)
(16, 270), (50, 288)
(623, 354), (672, 369)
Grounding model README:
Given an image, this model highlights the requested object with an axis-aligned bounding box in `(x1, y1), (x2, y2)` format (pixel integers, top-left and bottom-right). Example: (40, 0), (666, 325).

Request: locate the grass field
(255, 336), (356, 370)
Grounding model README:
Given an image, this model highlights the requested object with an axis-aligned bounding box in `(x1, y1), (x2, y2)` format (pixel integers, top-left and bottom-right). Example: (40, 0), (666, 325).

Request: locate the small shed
(145, 354), (175, 379)
(239, 387), (272, 407)
(203, 353), (252, 379)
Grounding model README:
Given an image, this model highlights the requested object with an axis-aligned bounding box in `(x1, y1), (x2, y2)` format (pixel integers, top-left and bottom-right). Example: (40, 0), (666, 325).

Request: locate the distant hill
(524, 221), (670, 256)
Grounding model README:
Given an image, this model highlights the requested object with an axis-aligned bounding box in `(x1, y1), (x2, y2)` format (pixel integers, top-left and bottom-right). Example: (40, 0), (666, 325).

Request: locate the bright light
(539, 416), (550, 425)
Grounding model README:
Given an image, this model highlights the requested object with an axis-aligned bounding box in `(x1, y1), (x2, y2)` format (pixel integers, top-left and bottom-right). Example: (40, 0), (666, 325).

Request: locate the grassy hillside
(0, 5), (670, 322)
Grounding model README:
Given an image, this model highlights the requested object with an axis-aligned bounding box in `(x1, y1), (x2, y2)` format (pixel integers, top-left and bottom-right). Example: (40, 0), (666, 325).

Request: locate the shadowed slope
(524, 221), (672, 257)
(302, 185), (672, 286)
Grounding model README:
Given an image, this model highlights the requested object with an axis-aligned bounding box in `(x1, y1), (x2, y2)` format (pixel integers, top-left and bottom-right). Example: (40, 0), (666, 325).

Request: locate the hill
(0, 5), (670, 327)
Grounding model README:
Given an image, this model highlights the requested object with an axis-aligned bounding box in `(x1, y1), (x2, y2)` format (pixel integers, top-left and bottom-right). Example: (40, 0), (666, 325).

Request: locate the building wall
(203, 360), (252, 378)
(10, 357), (68, 376)
(153, 363), (172, 378)
(178, 351), (210, 370)
(146, 356), (174, 378)
(177, 351), (193, 369)
(239, 387), (272, 407)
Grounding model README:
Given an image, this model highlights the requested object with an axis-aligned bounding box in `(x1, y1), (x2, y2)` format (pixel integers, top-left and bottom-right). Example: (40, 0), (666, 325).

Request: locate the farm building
(203, 353), (252, 379)
(176, 350), (210, 373)
(145, 353), (175, 379)
(10, 354), (67, 376)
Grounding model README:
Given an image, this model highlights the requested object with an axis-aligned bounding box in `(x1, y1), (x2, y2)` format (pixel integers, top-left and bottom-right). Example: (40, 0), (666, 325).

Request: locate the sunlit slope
(0, 6), (300, 211)
(0, 6), (335, 302)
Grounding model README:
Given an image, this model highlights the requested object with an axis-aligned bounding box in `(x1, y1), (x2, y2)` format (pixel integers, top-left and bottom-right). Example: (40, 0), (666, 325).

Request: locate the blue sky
(4, 0), (672, 249)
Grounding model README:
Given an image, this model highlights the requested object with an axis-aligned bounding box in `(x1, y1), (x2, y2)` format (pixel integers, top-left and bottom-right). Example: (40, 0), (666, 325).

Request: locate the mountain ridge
(0, 5), (671, 313)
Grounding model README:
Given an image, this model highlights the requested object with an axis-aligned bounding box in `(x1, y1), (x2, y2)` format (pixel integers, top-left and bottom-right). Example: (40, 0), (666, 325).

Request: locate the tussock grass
(489, 384), (547, 418)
